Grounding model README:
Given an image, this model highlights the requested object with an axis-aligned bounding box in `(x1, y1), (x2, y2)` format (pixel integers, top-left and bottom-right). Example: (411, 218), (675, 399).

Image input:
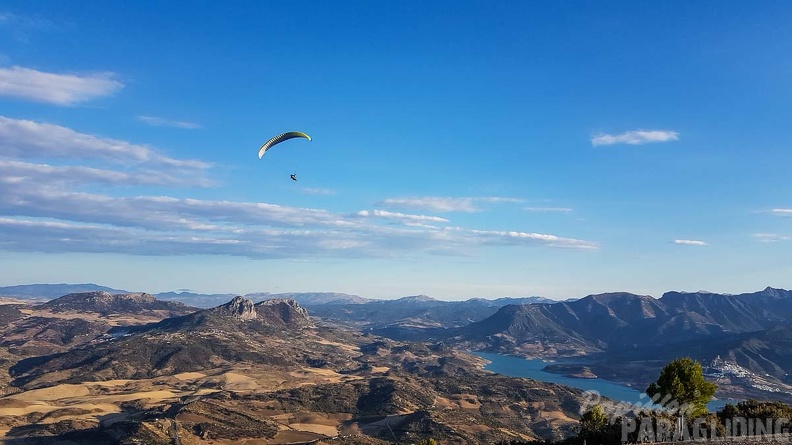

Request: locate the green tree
(579, 405), (622, 445)
(580, 404), (609, 435)
(646, 357), (717, 418)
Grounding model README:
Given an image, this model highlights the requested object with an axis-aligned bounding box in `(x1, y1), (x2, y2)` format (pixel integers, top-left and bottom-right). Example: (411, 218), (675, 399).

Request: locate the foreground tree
(578, 404), (622, 445)
(646, 357), (717, 418)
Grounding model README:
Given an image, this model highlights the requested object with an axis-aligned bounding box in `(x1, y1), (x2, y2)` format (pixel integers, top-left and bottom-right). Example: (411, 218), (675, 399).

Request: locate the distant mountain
(155, 291), (371, 307)
(447, 288), (792, 401)
(457, 288), (792, 356)
(0, 292), (199, 368)
(306, 294), (565, 335)
(395, 294), (439, 304)
(248, 292), (372, 305)
(442, 288), (792, 366)
(9, 296), (318, 385)
(37, 291), (197, 317)
(490, 296), (557, 305)
(0, 283), (129, 299)
(154, 290), (239, 307)
(150, 296), (312, 332)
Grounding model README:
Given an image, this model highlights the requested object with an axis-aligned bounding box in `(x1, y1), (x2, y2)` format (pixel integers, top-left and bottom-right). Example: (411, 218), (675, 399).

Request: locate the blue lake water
(471, 351), (729, 411)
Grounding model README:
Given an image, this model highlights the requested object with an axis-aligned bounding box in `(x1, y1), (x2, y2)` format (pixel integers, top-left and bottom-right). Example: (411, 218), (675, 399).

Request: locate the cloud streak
(591, 130), (679, 146)
(0, 66), (123, 105)
(300, 187), (336, 196)
(524, 207), (573, 213)
(137, 116), (201, 129)
(0, 160), (212, 187)
(357, 209), (449, 223)
(673, 239), (708, 246)
(753, 233), (792, 243)
(380, 196), (523, 213)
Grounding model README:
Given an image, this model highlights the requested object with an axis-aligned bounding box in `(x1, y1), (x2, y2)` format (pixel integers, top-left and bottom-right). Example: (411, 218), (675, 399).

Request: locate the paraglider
(257, 131), (311, 159)
(258, 131), (311, 181)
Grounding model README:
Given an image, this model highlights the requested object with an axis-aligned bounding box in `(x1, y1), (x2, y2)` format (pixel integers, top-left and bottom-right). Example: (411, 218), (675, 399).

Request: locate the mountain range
(457, 287), (792, 350)
(0, 283), (552, 307)
(5, 283), (792, 404)
(0, 291), (589, 444)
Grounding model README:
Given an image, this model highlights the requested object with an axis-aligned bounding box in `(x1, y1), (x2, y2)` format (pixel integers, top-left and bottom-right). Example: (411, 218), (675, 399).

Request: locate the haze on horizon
(1, 2), (791, 300)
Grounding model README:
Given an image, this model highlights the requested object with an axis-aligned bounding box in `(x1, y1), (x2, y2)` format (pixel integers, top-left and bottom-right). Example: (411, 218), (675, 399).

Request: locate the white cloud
(673, 239), (708, 246)
(0, 119), (597, 258)
(0, 66), (123, 105)
(357, 209), (449, 223)
(753, 233), (792, 243)
(137, 116), (201, 129)
(0, 116), (210, 170)
(524, 207), (573, 213)
(0, 174), (598, 256)
(768, 208), (792, 216)
(591, 130), (679, 146)
(380, 196), (523, 213)
(466, 228), (598, 250)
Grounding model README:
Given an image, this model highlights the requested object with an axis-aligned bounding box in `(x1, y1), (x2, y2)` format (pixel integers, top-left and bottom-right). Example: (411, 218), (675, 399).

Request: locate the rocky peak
(218, 296), (257, 321)
(113, 292), (157, 303)
(255, 298), (310, 325)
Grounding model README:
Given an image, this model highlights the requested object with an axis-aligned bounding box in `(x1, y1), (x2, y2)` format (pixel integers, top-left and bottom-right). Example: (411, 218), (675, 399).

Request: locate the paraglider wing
(257, 131), (312, 159)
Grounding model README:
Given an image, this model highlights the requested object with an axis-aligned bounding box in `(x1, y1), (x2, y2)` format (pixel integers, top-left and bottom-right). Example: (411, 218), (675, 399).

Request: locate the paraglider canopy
(257, 131), (311, 159)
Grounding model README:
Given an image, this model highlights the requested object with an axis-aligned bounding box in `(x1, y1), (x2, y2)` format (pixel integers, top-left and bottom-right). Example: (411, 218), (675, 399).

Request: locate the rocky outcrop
(256, 298), (310, 326)
(219, 296), (257, 321)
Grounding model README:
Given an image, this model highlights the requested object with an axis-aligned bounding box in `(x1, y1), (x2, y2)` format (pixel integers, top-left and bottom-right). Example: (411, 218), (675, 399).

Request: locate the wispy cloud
(767, 208), (792, 216)
(673, 239), (708, 246)
(466, 228), (598, 250)
(300, 187), (336, 196)
(380, 196), (523, 213)
(137, 116), (201, 129)
(0, 66), (123, 105)
(753, 233), (792, 243)
(0, 174), (597, 256)
(357, 209), (449, 223)
(0, 12), (57, 42)
(0, 116), (209, 170)
(524, 207), (573, 213)
(0, 160), (211, 188)
(0, 119), (597, 258)
(591, 130), (679, 146)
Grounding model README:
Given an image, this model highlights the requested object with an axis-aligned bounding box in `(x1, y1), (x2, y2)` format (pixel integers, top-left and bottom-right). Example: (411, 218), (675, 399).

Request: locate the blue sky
(1, 1), (791, 300)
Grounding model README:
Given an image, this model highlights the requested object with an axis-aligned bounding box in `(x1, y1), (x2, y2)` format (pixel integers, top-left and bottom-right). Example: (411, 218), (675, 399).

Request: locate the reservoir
(471, 351), (729, 411)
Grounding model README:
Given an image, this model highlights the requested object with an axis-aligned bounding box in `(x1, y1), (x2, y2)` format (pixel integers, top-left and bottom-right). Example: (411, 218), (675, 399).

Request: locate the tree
(646, 357), (717, 418)
(579, 405), (622, 445)
(580, 404), (609, 435)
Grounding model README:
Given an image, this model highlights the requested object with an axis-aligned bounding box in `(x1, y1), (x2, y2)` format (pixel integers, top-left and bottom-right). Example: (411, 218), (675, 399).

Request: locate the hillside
(457, 288), (792, 354)
(449, 288), (792, 403)
(37, 291), (197, 317)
